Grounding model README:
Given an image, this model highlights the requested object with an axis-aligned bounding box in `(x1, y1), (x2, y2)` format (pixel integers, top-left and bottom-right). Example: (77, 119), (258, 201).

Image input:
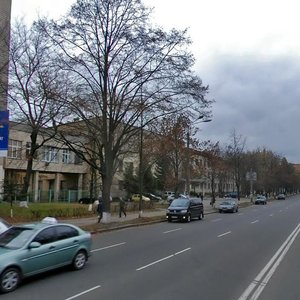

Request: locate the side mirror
(29, 241), (41, 249)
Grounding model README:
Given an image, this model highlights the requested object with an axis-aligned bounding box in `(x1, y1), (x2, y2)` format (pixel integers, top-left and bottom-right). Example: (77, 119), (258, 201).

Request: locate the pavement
(62, 197), (254, 233)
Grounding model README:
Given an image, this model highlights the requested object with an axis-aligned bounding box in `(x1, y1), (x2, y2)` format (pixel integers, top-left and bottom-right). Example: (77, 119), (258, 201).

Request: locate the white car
(0, 218), (10, 234)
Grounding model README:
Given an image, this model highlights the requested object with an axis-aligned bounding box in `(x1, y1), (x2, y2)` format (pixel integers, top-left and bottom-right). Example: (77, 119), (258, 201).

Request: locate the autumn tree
(40, 0), (211, 221)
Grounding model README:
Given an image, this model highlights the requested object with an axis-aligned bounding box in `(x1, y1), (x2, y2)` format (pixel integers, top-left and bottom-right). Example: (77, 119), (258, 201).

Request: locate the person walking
(97, 199), (103, 223)
(119, 197), (127, 218)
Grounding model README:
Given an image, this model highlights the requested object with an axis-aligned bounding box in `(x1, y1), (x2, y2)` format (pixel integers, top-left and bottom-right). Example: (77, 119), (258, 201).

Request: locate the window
(74, 153), (83, 164)
(62, 149), (71, 164)
(56, 225), (78, 240)
(42, 146), (59, 163)
(33, 228), (56, 245)
(8, 139), (22, 159)
(26, 142), (38, 159)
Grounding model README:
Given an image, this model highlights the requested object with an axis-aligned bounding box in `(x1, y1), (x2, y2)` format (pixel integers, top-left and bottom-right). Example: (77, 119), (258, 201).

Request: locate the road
(2, 195), (300, 300)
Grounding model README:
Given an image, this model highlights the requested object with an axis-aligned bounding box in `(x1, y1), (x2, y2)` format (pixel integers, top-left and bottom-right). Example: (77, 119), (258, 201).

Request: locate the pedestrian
(97, 199), (103, 223)
(119, 197), (127, 218)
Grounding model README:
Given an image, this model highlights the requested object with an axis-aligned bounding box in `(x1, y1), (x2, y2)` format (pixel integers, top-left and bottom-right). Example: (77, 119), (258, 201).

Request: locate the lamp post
(186, 118), (211, 197)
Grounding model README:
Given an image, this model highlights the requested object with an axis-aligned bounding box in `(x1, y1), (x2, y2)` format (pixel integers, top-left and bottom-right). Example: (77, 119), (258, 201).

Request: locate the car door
(52, 225), (80, 266)
(22, 227), (58, 276)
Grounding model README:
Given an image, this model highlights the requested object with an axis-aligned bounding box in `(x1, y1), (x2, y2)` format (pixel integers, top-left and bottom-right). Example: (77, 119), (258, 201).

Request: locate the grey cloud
(198, 53), (300, 162)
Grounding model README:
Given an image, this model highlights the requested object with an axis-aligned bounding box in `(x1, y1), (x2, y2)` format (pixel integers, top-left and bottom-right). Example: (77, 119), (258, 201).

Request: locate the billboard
(0, 110), (9, 157)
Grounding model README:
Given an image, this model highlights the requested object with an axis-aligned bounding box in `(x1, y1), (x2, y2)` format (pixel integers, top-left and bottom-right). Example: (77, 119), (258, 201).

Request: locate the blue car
(0, 218), (92, 293)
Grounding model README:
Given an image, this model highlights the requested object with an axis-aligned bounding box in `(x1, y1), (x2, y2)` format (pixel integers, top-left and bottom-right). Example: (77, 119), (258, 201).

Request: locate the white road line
(269, 214), (273, 217)
(136, 248), (191, 271)
(91, 242), (126, 253)
(238, 213), (244, 216)
(211, 218), (222, 222)
(251, 220), (259, 224)
(65, 285), (101, 300)
(237, 223), (300, 300)
(218, 231), (231, 238)
(163, 228), (182, 234)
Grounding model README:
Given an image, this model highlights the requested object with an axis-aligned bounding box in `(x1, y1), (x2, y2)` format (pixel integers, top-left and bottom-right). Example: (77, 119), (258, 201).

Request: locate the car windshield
(221, 201), (234, 205)
(0, 227), (35, 249)
(170, 198), (189, 207)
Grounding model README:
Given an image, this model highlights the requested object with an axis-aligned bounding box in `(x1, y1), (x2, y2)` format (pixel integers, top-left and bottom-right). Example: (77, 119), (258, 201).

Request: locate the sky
(11, 0), (300, 163)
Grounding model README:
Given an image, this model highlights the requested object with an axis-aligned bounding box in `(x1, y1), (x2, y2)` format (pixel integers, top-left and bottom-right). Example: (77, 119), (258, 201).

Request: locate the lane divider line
(163, 228), (182, 234)
(65, 285), (101, 300)
(91, 242), (126, 253)
(218, 231), (231, 238)
(136, 248), (191, 271)
(237, 223), (300, 300)
(251, 220), (259, 224)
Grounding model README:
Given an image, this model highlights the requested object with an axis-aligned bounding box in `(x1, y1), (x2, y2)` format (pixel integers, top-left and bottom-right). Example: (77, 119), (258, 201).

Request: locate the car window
(56, 225), (79, 240)
(33, 227), (56, 245)
(170, 198), (189, 207)
(0, 227), (35, 249)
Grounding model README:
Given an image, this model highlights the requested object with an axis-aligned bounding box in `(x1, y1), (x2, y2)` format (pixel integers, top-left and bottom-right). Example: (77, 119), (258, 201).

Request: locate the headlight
(181, 209), (187, 213)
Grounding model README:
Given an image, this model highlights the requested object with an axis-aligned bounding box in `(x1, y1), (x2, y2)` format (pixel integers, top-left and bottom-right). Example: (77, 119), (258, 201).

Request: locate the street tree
(6, 20), (66, 197)
(40, 0), (212, 221)
(225, 129), (246, 200)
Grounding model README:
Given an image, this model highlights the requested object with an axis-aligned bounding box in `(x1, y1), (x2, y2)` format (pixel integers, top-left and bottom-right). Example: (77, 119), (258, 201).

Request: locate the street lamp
(186, 118), (211, 197)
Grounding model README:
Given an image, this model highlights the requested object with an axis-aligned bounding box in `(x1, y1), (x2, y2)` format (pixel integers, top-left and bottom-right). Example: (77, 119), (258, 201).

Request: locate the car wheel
(167, 217), (172, 223)
(73, 250), (87, 270)
(199, 212), (204, 220)
(0, 267), (21, 293)
(219, 209), (222, 213)
(186, 214), (191, 223)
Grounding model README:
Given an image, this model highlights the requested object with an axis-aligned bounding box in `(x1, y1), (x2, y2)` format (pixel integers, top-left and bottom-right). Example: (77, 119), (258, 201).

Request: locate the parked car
(0, 218), (10, 234)
(166, 197), (204, 222)
(219, 200), (239, 213)
(224, 192), (238, 199)
(78, 197), (95, 204)
(131, 194), (150, 202)
(255, 195), (267, 205)
(276, 193), (286, 200)
(163, 191), (175, 202)
(0, 218), (92, 293)
(146, 193), (162, 202)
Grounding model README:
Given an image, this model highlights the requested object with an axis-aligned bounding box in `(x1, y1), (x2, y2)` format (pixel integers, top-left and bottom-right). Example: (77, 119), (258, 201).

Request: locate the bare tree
(225, 129), (246, 200)
(6, 20), (66, 197)
(40, 0), (212, 220)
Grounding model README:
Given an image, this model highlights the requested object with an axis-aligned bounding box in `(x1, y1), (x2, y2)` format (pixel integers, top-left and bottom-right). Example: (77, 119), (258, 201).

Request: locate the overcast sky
(11, 0), (300, 163)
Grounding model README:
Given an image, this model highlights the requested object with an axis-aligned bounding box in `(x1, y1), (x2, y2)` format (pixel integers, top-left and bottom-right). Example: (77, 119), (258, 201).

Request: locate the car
(255, 195), (267, 205)
(78, 197), (95, 204)
(219, 200), (239, 213)
(131, 194), (150, 202)
(146, 193), (162, 201)
(224, 192), (238, 199)
(276, 193), (286, 200)
(163, 191), (175, 202)
(0, 218), (10, 234)
(166, 197), (204, 222)
(0, 218), (92, 293)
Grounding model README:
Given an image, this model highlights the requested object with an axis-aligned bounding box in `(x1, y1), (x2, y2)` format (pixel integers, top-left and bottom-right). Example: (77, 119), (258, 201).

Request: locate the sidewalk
(63, 197), (253, 232)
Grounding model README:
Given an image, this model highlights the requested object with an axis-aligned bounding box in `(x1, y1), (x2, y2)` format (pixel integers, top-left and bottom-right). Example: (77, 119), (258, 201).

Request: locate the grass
(0, 202), (94, 223)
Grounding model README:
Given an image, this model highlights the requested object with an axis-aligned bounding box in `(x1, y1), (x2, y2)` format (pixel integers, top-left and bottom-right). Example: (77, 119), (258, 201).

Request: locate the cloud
(198, 53), (300, 163)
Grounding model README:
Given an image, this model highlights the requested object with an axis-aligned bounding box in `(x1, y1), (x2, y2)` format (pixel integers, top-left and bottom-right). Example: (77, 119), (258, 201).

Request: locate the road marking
(91, 242), (126, 253)
(65, 285), (101, 300)
(237, 223), (300, 300)
(269, 214), (273, 217)
(218, 231), (231, 238)
(251, 220), (259, 224)
(136, 248), (191, 271)
(211, 218), (222, 222)
(238, 213), (244, 216)
(163, 228), (182, 234)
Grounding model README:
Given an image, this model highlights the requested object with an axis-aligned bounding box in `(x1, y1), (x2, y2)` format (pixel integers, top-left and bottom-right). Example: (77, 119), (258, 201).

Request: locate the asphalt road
(2, 195), (300, 300)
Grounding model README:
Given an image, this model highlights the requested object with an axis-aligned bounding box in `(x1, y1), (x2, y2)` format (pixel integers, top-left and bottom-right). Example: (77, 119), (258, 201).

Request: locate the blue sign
(0, 110), (9, 155)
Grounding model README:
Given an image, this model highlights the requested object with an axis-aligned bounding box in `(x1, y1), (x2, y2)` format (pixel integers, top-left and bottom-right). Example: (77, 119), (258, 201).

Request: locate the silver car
(0, 218), (10, 234)
(219, 200), (239, 213)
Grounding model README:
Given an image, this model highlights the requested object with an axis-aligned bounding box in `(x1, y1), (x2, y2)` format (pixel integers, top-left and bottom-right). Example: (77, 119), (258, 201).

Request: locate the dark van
(166, 197), (204, 222)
